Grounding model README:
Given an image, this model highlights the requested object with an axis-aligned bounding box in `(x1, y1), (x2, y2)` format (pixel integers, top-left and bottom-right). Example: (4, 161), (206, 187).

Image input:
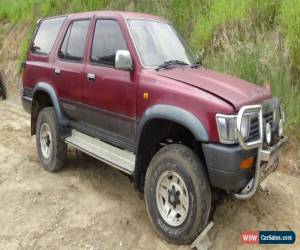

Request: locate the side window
(31, 17), (66, 55)
(59, 20), (90, 62)
(91, 20), (127, 66)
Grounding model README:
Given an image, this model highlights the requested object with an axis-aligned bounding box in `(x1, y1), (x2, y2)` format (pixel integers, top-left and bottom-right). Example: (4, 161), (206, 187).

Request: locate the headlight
(265, 122), (272, 144)
(216, 114), (250, 144)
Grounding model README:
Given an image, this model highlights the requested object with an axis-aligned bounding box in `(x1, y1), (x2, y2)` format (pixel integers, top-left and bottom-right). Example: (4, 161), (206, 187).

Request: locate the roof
(66, 11), (169, 22)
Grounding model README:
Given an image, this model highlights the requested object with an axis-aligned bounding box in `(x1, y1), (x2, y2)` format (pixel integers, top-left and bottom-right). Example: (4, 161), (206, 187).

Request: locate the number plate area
(259, 151), (280, 182)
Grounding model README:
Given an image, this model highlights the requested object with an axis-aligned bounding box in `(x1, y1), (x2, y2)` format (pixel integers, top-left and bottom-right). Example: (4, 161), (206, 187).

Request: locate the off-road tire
(36, 107), (67, 172)
(144, 144), (211, 245)
(1, 80), (7, 100)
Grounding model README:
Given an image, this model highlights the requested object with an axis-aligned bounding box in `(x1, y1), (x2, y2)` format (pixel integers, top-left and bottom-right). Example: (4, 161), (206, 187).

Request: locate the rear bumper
(202, 143), (257, 191)
(21, 95), (32, 113)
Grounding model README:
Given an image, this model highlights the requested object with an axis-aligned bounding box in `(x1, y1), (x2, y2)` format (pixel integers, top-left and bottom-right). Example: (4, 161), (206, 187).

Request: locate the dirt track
(0, 94), (299, 250)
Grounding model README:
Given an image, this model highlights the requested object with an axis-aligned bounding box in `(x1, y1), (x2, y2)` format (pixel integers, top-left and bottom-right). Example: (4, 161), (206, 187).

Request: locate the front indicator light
(240, 157), (255, 169)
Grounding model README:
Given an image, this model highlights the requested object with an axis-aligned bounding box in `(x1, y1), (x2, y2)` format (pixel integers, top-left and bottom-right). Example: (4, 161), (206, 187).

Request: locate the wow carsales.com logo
(241, 231), (296, 245)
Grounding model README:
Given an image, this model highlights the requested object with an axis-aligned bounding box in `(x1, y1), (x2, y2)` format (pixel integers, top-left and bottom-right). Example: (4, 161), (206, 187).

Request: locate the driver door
(82, 19), (137, 150)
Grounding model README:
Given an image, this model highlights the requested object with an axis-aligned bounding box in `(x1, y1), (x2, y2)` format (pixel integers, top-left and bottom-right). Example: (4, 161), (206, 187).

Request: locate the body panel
(155, 67), (272, 111)
(137, 69), (234, 142)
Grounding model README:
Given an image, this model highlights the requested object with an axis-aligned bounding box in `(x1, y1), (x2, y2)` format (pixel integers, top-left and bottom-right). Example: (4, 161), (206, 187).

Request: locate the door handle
(55, 68), (61, 75)
(87, 73), (95, 81)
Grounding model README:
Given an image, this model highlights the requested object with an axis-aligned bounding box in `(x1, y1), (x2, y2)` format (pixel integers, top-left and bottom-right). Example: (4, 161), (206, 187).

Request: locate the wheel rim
(156, 170), (189, 227)
(40, 123), (52, 159)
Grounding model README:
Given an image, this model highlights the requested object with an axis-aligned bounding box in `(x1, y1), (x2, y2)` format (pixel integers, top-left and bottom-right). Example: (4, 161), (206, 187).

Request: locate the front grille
(247, 115), (260, 142)
(247, 110), (275, 143)
(264, 111), (273, 126)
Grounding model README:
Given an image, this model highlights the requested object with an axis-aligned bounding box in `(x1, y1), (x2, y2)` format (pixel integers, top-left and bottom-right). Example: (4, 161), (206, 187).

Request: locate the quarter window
(91, 20), (127, 66)
(59, 20), (90, 62)
(31, 17), (66, 55)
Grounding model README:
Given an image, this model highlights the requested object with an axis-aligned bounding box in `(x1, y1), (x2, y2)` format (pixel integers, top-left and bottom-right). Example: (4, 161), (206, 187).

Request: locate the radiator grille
(246, 111), (274, 142)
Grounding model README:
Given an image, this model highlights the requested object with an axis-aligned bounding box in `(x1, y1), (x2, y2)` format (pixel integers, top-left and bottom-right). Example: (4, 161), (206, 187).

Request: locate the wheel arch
(134, 105), (210, 191)
(31, 82), (66, 136)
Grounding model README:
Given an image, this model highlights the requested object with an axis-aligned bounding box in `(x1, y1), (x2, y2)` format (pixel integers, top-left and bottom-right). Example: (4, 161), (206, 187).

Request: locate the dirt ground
(0, 23), (299, 250)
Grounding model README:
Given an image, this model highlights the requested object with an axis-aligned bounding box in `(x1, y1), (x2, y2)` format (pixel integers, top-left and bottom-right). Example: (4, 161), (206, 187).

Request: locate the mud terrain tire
(144, 144), (211, 245)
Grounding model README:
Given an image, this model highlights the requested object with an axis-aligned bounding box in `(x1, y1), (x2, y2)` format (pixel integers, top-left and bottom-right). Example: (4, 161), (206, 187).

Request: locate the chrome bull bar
(236, 105), (264, 150)
(234, 105), (264, 200)
(233, 104), (287, 200)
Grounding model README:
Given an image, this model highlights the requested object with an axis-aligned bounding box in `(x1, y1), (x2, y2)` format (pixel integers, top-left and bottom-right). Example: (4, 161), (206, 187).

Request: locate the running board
(65, 130), (136, 175)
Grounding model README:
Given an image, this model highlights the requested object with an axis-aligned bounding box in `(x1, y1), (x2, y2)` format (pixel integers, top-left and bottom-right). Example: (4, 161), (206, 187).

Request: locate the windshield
(127, 19), (197, 67)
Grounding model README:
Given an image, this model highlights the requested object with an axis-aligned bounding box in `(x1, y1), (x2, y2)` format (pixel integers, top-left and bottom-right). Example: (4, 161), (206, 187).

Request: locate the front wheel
(144, 144), (211, 245)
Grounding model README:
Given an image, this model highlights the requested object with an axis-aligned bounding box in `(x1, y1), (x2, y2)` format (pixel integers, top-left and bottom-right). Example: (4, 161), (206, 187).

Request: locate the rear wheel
(144, 144), (211, 245)
(36, 107), (67, 172)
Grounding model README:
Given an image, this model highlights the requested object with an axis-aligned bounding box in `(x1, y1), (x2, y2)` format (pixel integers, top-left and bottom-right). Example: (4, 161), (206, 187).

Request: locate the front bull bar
(233, 105), (264, 200)
(233, 104), (287, 200)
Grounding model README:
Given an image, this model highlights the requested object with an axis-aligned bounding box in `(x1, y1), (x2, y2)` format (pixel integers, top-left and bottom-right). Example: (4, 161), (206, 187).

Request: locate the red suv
(21, 11), (287, 244)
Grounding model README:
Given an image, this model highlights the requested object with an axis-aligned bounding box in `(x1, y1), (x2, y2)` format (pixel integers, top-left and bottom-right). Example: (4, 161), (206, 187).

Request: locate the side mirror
(115, 50), (133, 71)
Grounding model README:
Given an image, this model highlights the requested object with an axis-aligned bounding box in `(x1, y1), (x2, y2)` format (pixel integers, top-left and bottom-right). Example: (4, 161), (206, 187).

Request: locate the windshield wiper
(156, 60), (188, 71)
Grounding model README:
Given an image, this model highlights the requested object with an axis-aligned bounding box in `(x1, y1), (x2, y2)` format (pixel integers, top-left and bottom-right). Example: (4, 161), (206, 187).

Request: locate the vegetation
(0, 0), (300, 128)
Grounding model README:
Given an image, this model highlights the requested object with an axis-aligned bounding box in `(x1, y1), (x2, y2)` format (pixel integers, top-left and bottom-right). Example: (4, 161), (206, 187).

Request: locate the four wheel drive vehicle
(0, 73), (7, 100)
(21, 11), (287, 245)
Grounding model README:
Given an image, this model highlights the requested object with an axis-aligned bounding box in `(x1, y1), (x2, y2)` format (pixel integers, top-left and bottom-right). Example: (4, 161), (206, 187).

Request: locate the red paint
(23, 11), (273, 143)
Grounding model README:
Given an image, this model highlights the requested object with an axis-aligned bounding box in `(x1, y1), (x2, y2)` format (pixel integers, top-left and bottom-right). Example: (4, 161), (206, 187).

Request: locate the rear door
(53, 18), (91, 122)
(23, 17), (66, 95)
(82, 19), (138, 150)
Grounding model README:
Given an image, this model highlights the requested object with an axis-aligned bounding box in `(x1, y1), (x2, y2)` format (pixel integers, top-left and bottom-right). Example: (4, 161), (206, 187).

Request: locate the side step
(65, 130), (136, 175)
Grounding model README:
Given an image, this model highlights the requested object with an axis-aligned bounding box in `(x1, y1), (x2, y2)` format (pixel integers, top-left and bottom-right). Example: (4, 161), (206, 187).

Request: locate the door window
(59, 20), (90, 62)
(91, 20), (127, 66)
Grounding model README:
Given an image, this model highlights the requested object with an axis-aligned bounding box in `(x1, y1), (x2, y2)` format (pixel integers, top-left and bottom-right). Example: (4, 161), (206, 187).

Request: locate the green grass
(0, 0), (300, 129)
(190, 0), (250, 51)
(205, 33), (300, 127)
(279, 0), (300, 86)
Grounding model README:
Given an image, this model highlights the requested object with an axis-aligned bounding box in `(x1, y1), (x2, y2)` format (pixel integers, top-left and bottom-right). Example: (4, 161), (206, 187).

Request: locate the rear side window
(59, 20), (90, 62)
(91, 20), (127, 66)
(31, 17), (66, 55)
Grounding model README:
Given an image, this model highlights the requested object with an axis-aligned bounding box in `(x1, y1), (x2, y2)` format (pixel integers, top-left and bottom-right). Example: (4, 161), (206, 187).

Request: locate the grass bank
(0, 0), (299, 128)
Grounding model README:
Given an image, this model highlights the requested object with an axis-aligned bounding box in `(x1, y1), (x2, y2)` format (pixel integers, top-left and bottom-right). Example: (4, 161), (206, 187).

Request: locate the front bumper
(203, 136), (287, 194)
(260, 137), (288, 162)
(203, 143), (256, 191)
(205, 103), (287, 199)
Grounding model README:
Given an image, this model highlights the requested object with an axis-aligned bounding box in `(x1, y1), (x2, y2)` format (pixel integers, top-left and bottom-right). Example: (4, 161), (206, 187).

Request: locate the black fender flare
(137, 104), (209, 146)
(32, 82), (66, 126)
(134, 105), (209, 190)
(31, 82), (70, 138)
